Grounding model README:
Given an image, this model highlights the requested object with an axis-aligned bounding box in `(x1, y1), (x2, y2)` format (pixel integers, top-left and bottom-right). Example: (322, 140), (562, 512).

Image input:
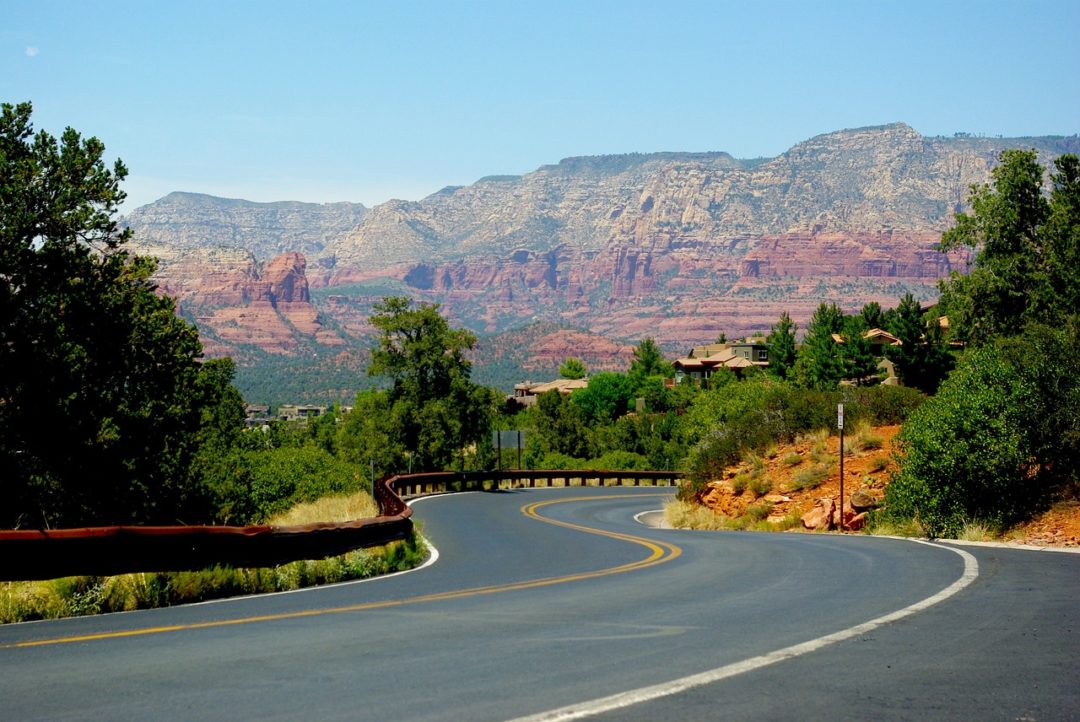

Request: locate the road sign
(837, 403), (844, 430)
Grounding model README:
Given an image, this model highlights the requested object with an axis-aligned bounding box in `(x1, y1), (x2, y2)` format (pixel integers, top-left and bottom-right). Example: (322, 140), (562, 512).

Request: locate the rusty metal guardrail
(0, 469), (681, 581)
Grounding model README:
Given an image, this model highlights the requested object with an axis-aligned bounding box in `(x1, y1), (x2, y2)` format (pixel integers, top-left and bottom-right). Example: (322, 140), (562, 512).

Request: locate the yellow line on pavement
(3, 493), (680, 649)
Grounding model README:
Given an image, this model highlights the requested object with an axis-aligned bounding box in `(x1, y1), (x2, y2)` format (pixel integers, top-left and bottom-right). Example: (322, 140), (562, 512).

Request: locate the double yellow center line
(2, 493), (681, 649)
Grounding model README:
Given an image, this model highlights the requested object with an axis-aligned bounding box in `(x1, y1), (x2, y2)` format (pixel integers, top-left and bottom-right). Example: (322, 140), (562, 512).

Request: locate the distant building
(510, 378), (589, 408)
(277, 404), (327, 422)
(244, 403), (272, 428)
(673, 340), (769, 384)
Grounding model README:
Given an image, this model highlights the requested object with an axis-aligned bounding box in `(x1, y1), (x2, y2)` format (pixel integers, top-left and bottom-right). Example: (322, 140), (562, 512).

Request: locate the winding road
(2, 487), (1077, 720)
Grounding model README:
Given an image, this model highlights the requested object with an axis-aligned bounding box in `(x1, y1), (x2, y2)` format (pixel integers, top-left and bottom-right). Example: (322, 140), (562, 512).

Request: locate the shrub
(884, 325), (1080, 538)
(529, 451), (585, 470)
(748, 474), (772, 497)
(745, 502), (773, 522)
(780, 452), (803, 468)
(583, 451), (651, 471)
(790, 464), (830, 491)
(842, 385), (927, 426)
(866, 455), (890, 473)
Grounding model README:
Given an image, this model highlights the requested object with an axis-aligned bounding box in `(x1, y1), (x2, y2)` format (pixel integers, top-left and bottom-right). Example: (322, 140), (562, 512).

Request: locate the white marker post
(837, 403), (845, 531)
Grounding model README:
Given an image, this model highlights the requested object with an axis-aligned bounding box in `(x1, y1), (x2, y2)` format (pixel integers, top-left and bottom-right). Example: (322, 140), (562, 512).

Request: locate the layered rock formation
(162, 250), (342, 355)
(124, 124), (1078, 368)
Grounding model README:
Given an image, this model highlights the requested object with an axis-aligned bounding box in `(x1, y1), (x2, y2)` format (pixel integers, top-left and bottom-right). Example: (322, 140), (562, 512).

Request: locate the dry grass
(664, 499), (730, 531)
(780, 452), (803, 468)
(665, 499), (800, 533)
(957, 521), (998, 542)
(788, 464), (830, 492)
(844, 420), (885, 454)
(866, 515), (926, 538)
(765, 510), (805, 531)
(266, 491), (379, 526)
(866, 454), (891, 473)
(796, 428), (830, 446)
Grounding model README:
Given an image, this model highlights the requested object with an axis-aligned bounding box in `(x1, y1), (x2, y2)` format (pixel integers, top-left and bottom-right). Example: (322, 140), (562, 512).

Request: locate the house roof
(689, 343), (729, 358)
(674, 348), (754, 371)
(701, 348), (737, 364)
(527, 378), (589, 395)
(830, 329), (902, 346)
(864, 328), (902, 346)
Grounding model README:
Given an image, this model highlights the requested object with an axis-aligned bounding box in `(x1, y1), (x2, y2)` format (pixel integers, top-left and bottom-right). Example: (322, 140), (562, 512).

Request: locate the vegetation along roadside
(2, 104), (1077, 621)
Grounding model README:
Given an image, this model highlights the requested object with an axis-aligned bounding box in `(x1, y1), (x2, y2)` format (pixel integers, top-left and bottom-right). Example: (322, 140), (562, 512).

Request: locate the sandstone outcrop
(125, 125), (1079, 363)
(159, 250), (341, 356)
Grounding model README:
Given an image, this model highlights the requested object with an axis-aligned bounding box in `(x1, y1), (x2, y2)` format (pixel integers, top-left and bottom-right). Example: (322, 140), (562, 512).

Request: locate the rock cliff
(125, 124), (1078, 369)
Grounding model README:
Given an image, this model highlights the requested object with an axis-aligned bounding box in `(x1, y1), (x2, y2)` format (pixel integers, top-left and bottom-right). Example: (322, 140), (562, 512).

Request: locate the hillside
(682, 426), (1080, 547)
(122, 124), (1080, 397)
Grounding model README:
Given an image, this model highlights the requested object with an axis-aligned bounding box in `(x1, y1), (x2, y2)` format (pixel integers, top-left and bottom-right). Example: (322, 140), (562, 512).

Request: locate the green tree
(337, 390), (407, 478)
(859, 301), (885, 330)
(794, 302), (846, 390)
(526, 390), (592, 461)
(884, 324), (1080, 537)
(628, 338), (672, 382)
(571, 372), (636, 424)
(885, 293), (953, 394)
(188, 358), (248, 519)
(559, 357), (588, 380)
(367, 296), (495, 471)
(937, 149), (1080, 343)
(0, 102), (228, 527)
(838, 315), (881, 386)
(1044, 154), (1080, 316)
(765, 311), (798, 381)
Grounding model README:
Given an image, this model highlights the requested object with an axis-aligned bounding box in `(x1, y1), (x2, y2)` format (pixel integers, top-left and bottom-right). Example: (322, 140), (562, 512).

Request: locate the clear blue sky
(5, 0), (1078, 210)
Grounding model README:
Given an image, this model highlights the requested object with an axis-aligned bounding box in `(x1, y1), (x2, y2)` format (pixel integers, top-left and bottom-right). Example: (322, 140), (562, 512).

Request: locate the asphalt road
(1, 487), (1077, 721)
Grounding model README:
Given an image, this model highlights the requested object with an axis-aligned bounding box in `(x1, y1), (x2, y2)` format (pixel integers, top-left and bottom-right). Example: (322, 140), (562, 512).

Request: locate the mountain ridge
(121, 123), (1079, 399)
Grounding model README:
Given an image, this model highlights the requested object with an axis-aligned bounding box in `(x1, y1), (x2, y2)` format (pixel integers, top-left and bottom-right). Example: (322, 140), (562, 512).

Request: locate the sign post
(837, 403), (845, 531)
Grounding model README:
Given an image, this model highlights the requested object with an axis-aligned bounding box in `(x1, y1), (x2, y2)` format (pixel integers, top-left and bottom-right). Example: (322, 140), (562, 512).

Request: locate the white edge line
(506, 539), (979, 722)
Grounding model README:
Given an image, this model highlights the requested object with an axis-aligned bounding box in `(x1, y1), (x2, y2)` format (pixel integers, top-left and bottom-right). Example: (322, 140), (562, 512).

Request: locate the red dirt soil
(697, 425), (1080, 546)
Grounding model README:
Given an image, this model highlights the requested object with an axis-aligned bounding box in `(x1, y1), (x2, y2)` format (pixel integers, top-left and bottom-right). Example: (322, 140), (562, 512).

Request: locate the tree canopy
(938, 149), (1080, 343)
(365, 296), (496, 471)
(765, 311), (797, 381)
(1, 101), (238, 527)
(628, 337), (672, 385)
(885, 150), (1080, 536)
(793, 302), (846, 390)
(558, 357), (588, 380)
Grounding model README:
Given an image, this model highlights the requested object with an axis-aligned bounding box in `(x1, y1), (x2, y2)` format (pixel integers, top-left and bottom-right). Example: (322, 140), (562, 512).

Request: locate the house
(244, 403), (272, 428)
(510, 378), (589, 408)
(277, 404), (327, 422)
(863, 328), (902, 352)
(673, 339), (769, 384)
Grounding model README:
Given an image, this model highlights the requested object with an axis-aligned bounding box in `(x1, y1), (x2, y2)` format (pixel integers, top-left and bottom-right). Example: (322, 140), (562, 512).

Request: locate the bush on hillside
(884, 325), (1080, 537)
(207, 446), (366, 524)
(678, 380), (926, 499)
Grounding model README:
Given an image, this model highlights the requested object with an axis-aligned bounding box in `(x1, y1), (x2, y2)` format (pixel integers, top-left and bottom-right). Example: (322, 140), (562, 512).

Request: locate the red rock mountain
(125, 124), (1078, 376)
